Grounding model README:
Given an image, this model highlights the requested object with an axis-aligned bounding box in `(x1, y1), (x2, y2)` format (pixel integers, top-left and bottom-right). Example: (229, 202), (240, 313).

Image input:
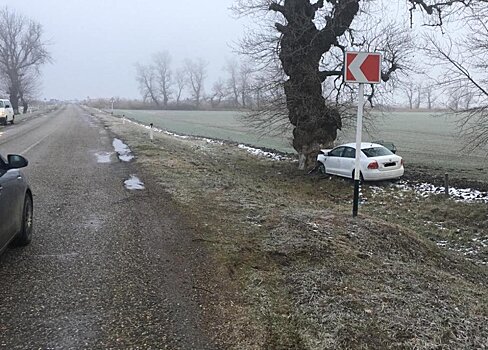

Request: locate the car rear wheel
(10, 116), (14, 124)
(13, 195), (33, 246)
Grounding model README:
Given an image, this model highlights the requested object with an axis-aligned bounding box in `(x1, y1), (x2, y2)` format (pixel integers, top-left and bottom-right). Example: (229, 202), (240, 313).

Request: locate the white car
(0, 99), (14, 125)
(317, 142), (404, 181)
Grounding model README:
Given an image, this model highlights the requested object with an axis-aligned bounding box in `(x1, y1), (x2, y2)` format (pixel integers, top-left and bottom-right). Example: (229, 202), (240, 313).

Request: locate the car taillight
(367, 160), (379, 170)
(401, 159), (404, 166)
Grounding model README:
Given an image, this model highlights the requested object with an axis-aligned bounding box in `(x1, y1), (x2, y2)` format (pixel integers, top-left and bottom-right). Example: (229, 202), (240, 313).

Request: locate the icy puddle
(113, 138), (134, 162)
(94, 151), (113, 163)
(124, 175), (145, 190)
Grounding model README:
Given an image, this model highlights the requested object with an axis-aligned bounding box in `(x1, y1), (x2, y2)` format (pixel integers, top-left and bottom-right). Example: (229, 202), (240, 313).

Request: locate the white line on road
(21, 133), (52, 155)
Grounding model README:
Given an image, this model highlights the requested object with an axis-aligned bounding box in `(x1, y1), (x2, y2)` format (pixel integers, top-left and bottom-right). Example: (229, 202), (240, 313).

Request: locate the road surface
(0, 105), (216, 349)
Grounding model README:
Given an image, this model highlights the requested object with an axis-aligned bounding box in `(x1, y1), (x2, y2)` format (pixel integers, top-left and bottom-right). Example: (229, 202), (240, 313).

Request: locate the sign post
(344, 52), (382, 218)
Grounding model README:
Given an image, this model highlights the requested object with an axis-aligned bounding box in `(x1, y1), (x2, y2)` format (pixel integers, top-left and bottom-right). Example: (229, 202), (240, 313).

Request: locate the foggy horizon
(0, 0), (246, 101)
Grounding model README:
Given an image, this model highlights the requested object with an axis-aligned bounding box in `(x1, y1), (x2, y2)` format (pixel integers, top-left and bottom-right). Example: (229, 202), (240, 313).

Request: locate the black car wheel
(318, 162), (326, 174)
(10, 116), (14, 124)
(14, 195), (33, 246)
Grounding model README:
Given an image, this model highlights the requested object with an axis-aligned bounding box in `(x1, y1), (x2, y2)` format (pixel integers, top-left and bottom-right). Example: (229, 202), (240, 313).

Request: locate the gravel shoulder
(92, 109), (487, 350)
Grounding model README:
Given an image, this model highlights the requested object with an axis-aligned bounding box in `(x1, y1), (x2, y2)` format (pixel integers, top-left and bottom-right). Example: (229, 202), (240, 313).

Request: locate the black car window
(329, 147), (344, 157)
(362, 147), (393, 157)
(343, 147), (356, 158)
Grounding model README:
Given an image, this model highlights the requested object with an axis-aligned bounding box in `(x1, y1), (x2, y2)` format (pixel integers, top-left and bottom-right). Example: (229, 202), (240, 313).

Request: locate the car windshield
(0, 101), (4, 107)
(362, 147), (393, 157)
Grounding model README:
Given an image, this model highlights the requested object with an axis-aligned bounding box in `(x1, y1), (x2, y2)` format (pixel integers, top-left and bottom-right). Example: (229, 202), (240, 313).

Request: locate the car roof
(335, 142), (385, 149)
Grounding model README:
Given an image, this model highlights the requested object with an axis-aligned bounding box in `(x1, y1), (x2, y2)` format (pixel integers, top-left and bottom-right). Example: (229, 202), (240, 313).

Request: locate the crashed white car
(317, 142), (404, 181)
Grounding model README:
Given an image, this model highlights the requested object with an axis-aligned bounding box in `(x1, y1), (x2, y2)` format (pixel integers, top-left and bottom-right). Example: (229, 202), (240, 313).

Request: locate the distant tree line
(134, 51), (262, 110)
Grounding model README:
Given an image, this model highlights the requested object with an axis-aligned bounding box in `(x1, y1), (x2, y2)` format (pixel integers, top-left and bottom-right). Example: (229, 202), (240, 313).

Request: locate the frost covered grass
(93, 108), (487, 350)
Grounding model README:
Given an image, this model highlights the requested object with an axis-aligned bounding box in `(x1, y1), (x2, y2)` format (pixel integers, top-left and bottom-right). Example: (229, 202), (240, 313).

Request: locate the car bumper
(362, 167), (404, 181)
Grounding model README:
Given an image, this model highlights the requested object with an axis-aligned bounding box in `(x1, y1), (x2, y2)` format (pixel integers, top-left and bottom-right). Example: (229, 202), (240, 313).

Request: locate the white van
(0, 99), (14, 125)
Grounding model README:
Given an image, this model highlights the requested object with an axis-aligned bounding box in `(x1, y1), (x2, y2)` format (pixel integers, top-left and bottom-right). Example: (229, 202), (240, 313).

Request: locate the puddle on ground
(124, 175), (145, 190)
(94, 151), (113, 163)
(113, 138), (134, 162)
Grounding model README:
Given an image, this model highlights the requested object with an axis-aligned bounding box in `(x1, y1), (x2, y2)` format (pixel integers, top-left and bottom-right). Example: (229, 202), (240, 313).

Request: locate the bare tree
(415, 83), (422, 109)
(18, 70), (41, 113)
(135, 63), (160, 107)
(0, 7), (51, 114)
(174, 68), (186, 106)
(153, 51), (173, 108)
(184, 58), (207, 108)
(403, 82), (416, 109)
(210, 79), (227, 108)
(226, 59), (240, 108)
(424, 83), (438, 109)
(424, 1), (488, 150)
(239, 62), (253, 108)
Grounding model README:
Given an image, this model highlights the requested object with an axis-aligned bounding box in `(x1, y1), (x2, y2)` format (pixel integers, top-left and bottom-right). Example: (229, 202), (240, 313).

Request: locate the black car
(0, 153), (33, 254)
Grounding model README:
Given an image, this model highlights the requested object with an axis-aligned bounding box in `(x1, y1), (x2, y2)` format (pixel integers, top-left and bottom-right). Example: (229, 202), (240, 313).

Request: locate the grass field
(113, 109), (488, 184)
(113, 109), (295, 153)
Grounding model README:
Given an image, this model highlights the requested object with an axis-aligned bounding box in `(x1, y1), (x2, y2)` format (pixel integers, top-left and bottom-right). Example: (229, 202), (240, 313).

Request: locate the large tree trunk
(9, 88), (20, 115)
(277, 1), (345, 169)
(21, 98), (28, 114)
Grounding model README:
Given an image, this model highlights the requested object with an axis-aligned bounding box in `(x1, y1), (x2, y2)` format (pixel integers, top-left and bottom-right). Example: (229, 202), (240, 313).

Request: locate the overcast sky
(0, 0), (246, 100)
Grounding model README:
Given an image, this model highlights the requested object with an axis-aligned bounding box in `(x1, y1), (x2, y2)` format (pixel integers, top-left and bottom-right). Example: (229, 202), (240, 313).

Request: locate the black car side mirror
(7, 154), (28, 169)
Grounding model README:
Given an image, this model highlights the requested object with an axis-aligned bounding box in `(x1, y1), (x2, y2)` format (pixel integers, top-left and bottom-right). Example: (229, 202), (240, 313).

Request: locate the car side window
(342, 147), (356, 158)
(329, 147), (344, 157)
(0, 101), (4, 108)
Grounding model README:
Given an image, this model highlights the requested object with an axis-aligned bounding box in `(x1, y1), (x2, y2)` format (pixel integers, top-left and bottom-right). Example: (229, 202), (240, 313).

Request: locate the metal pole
(353, 83), (364, 218)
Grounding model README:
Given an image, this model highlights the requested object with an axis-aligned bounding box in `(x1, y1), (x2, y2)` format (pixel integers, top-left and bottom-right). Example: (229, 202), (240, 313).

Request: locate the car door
(324, 147), (344, 175)
(339, 147), (356, 177)
(0, 165), (16, 249)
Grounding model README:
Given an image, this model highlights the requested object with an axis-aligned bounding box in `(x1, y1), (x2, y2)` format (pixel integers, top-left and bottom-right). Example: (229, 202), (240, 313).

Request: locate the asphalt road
(0, 105), (216, 349)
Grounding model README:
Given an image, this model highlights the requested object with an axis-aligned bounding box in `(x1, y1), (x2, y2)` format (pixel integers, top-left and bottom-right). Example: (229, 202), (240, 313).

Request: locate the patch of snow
(113, 138), (134, 162)
(237, 144), (291, 161)
(124, 175), (145, 190)
(395, 181), (488, 204)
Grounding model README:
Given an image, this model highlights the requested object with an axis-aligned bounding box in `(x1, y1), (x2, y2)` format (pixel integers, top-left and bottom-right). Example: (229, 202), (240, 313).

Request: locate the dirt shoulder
(94, 109), (487, 350)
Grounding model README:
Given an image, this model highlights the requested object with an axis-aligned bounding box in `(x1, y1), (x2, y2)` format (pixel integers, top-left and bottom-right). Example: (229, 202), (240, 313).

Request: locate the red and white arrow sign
(344, 52), (382, 84)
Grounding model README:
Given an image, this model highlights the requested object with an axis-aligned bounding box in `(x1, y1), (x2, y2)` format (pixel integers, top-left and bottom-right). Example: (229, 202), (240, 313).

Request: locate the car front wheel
(318, 162), (326, 174)
(14, 195), (33, 246)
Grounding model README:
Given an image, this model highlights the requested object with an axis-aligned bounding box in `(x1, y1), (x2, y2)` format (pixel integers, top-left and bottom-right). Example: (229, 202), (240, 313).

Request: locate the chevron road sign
(344, 52), (382, 84)
(343, 52), (382, 217)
